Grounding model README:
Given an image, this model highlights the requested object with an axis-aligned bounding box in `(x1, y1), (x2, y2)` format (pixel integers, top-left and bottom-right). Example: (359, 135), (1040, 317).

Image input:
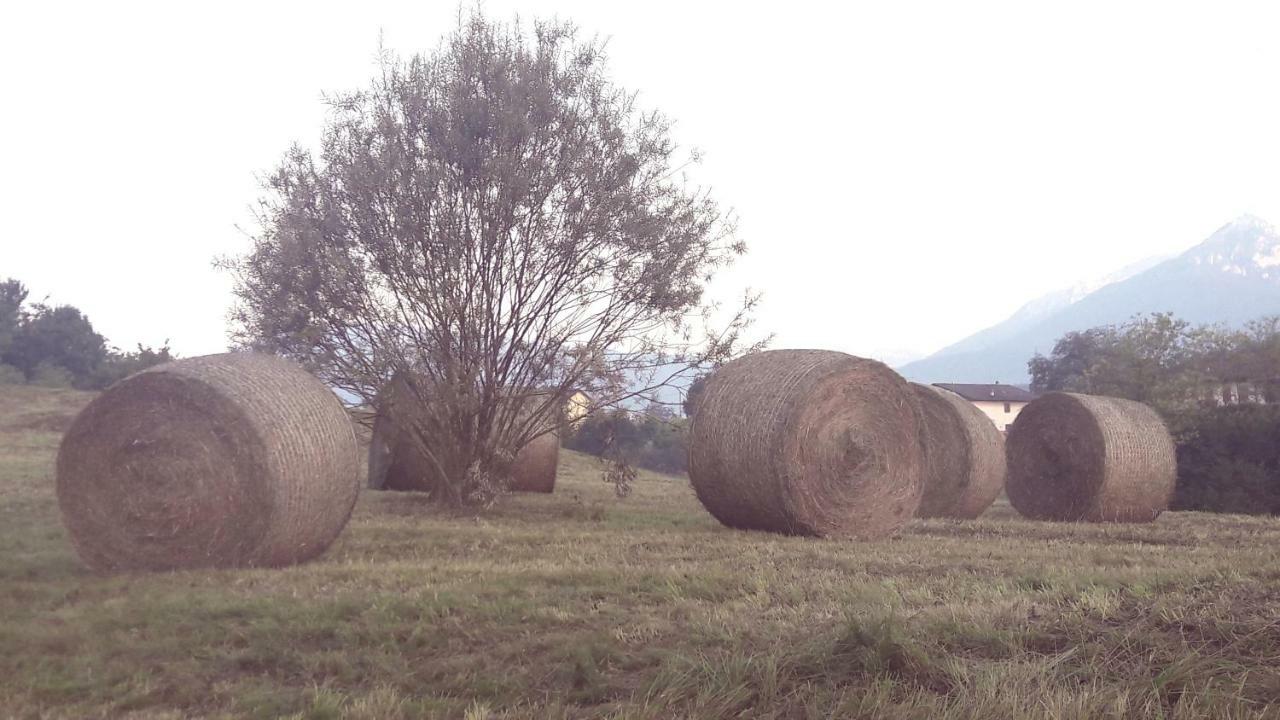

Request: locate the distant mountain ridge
(922, 254), (1170, 365)
(899, 216), (1280, 384)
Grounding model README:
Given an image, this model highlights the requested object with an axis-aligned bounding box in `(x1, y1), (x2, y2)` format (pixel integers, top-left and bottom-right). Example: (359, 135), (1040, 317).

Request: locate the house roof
(933, 383), (1038, 403)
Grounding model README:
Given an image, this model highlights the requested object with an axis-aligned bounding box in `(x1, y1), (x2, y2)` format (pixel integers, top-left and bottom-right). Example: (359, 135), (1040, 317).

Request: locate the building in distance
(933, 383), (1039, 432)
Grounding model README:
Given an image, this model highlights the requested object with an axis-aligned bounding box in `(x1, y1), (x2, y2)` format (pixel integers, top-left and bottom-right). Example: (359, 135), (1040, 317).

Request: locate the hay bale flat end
(1006, 392), (1175, 523)
(689, 349), (924, 539)
(56, 352), (361, 571)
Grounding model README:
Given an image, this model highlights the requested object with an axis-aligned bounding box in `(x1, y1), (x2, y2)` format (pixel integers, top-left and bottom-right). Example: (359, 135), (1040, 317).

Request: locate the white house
(932, 383), (1039, 432)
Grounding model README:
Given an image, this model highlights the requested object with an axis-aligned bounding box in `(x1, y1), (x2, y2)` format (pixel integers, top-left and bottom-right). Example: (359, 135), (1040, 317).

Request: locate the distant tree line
(565, 404), (690, 475)
(562, 376), (712, 476)
(1029, 312), (1280, 514)
(0, 278), (172, 390)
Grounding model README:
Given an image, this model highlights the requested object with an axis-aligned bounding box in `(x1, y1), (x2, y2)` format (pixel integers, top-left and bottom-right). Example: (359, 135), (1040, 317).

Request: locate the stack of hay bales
(688, 349), (924, 539)
(367, 374), (560, 494)
(1005, 392), (1176, 523)
(56, 353), (361, 571)
(911, 383), (1006, 519)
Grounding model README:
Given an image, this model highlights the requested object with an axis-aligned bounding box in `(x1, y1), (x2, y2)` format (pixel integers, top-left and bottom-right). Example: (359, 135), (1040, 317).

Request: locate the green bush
(5, 305), (106, 383)
(1174, 405), (1280, 515)
(86, 343), (173, 389)
(29, 361), (74, 389)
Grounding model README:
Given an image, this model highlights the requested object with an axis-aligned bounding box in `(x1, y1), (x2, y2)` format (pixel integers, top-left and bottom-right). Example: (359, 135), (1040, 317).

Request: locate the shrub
(29, 362), (74, 388)
(86, 343), (174, 389)
(1173, 405), (1280, 515)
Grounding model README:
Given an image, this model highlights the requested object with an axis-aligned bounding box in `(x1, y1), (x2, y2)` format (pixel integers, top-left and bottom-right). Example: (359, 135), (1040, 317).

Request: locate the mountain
(921, 254), (1170, 364)
(899, 215), (1280, 384)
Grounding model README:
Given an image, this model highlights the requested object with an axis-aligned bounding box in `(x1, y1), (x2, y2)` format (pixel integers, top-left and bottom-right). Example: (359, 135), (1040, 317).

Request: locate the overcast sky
(6, 1), (1280, 364)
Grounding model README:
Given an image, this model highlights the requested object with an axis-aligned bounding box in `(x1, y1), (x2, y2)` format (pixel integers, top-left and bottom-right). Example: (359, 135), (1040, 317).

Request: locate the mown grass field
(2, 386), (1279, 719)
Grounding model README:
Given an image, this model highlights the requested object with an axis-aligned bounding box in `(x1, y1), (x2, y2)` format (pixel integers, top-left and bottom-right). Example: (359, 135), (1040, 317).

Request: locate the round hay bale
(688, 349), (924, 539)
(367, 375), (560, 494)
(56, 353), (361, 571)
(508, 430), (560, 493)
(367, 374), (438, 492)
(911, 384), (1006, 519)
(1005, 392), (1176, 523)
(367, 409), (440, 491)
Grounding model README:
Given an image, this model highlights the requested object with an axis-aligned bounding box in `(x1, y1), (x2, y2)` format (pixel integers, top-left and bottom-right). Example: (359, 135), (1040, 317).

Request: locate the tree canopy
(223, 12), (759, 504)
(1028, 312), (1280, 412)
(0, 277), (172, 389)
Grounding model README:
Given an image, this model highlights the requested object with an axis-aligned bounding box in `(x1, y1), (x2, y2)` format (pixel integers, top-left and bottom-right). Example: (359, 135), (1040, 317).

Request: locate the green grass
(2, 385), (1279, 718)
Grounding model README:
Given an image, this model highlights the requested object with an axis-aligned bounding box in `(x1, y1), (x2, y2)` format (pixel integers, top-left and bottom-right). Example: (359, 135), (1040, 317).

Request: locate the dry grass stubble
(1, 385), (1278, 718)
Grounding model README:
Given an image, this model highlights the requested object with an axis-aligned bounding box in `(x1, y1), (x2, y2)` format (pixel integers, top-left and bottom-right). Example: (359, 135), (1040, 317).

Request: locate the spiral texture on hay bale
(688, 349), (924, 539)
(912, 384), (1007, 519)
(56, 353), (361, 571)
(367, 376), (560, 494)
(1006, 392), (1175, 523)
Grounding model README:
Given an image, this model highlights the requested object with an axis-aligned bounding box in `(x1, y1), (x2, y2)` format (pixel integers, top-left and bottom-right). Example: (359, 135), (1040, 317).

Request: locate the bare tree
(221, 12), (761, 505)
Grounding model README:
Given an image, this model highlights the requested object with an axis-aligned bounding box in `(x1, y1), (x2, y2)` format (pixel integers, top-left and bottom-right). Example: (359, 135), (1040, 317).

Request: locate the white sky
(5, 1), (1280, 364)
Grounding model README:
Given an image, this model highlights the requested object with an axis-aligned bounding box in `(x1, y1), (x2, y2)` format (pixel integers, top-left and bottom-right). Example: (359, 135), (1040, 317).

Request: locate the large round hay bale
(366, 374), (438, 492)
(56, 353), (361, 571)
(1005, 392), (1176, 523)
(688, 349), (924, 539)
(367, 410), (440, 491)
(509, 431), (560, 493)
(367, 375), (560, 494)
(911, 384), (1006, 519)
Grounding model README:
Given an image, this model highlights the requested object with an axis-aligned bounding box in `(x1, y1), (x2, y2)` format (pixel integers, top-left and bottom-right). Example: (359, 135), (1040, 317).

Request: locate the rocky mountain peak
(1183, 215), (1280, 278)
(900, 215), (1280, 384)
